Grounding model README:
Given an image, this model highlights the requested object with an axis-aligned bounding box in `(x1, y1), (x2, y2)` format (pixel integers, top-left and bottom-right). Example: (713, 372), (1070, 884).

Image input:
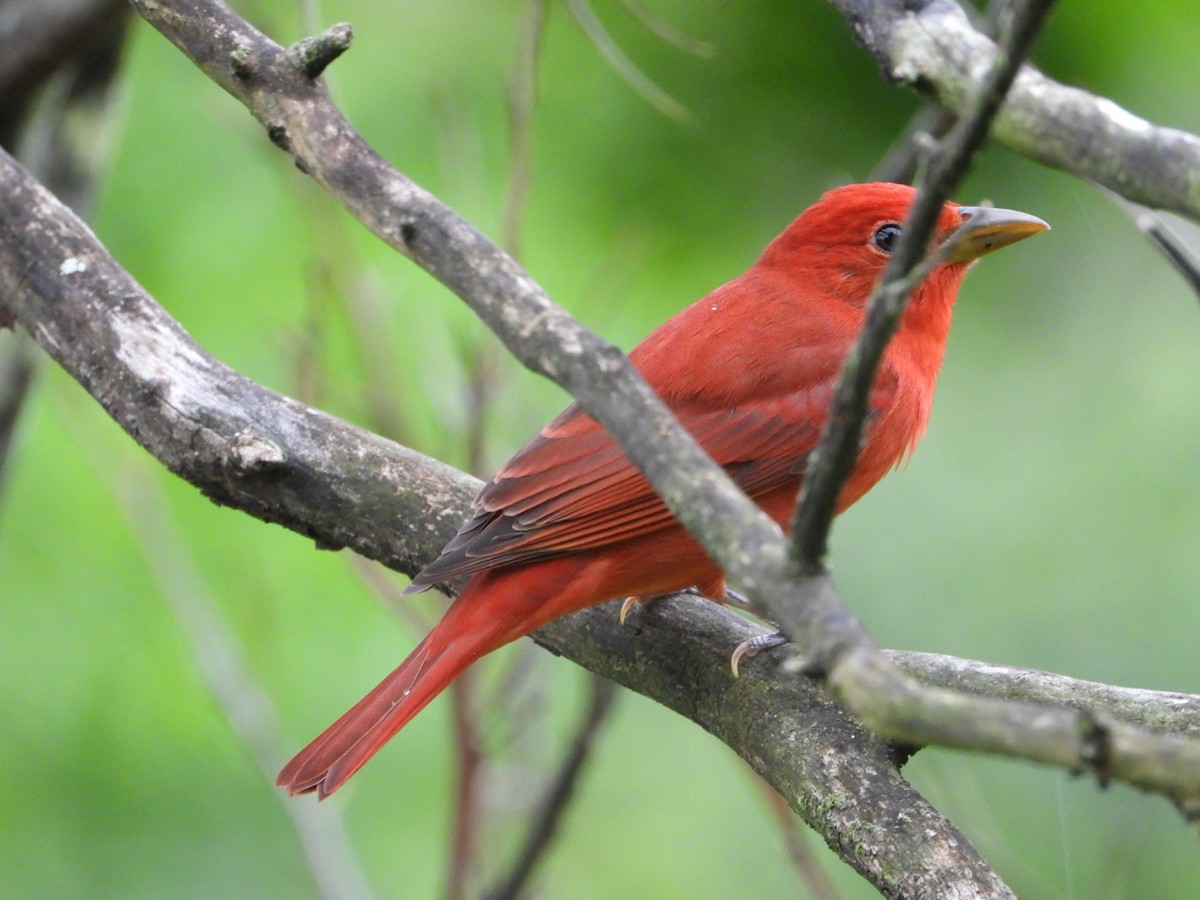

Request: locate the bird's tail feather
(276, 596), (504, 798)
(277, 558), (593, 798)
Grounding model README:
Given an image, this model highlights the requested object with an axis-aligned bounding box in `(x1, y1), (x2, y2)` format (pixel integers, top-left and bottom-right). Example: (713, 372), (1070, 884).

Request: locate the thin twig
(868, 103), (956, 185)
(446, 668), (483, 900)
(565, 0), (692, 124)
(1135, 213), (1200, 300)
(502, 0), (546, 262)
(617, 0), (714, 57)
(0, 333), (37, 514)
(1101, 183), (1200, 300)
(483, 674), (619, 900)
(447, 6), (553, 890)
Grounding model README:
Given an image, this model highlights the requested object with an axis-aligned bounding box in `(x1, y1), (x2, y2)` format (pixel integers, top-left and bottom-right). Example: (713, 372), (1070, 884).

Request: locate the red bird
(278, 182), (1046, 797)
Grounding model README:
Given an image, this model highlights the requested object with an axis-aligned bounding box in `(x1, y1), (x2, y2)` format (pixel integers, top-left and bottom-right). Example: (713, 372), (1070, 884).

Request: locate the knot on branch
(400, 219), (419, 249)
(1075, 709), (1114, 788)
(287, 23), (354, 80)
(267, 123), (290, 153)
(225, 430), (287, 476)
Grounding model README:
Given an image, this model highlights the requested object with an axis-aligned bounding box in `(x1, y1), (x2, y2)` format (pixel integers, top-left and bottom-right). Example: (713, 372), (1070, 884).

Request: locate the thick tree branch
(126, 0), (793, 618)
(0, 152), (474, 574)
(537, 600), (1018, 898)
(829, 0), (1200, 223)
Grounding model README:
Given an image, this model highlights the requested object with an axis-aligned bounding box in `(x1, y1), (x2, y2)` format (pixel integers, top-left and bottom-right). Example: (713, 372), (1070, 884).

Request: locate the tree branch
(534, 599), (1017, 897)
(829, 0), (1200, 224)
(889, 651), (1200, 737)
(125, 0), (792, 618)
(0, 331), (37, 513)
(0, 152), (474, 574)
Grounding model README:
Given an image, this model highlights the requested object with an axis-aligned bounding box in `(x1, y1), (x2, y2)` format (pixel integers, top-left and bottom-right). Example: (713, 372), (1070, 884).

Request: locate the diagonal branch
(829, 0), (1200, 224)
(125, 0), (799, 650)
(564, 0), (692, 124)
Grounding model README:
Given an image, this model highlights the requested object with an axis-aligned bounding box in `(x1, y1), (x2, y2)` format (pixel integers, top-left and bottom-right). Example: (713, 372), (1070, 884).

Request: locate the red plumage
(278, 182), (1046, 797)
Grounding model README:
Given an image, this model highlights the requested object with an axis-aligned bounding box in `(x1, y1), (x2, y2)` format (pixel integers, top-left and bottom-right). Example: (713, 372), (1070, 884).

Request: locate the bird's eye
(871, 223), (902, 253)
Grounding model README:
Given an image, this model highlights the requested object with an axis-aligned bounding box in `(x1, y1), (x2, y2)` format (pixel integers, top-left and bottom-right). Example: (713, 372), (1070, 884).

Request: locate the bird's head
(758, 181), (1048, 311)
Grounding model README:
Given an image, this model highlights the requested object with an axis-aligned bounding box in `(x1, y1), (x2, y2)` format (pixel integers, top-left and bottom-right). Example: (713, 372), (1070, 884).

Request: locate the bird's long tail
(276, 558), (595, 798)
(276, 577), (526, 799)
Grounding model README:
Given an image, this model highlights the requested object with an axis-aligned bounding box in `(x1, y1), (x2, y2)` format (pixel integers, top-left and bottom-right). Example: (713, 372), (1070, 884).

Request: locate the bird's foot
(618, 594), (649, 624)
(730, 631), (789, 677)
(621, 576), (731, 624)
(682, 585), (751, 610)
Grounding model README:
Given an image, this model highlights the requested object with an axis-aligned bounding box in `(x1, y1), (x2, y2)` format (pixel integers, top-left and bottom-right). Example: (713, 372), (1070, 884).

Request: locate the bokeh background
(3, 1), (1199, 896)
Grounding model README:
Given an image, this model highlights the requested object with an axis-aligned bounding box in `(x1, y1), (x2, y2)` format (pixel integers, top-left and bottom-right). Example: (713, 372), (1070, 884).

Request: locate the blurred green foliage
(3, 1), (1199, 897)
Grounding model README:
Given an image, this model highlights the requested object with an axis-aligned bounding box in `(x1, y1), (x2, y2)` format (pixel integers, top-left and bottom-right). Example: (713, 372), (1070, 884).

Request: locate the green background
(3, 1), (1199, 896)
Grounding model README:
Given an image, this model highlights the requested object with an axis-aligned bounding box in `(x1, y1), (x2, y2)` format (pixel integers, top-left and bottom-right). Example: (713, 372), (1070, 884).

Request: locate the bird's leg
(620, 580), (790, 675)
(697, 585), (789, 676)
(691, 585), (744, 614)
(697, 583), (791, 674)
(618, 594), (652, 624)
(619, 575), (729, 624)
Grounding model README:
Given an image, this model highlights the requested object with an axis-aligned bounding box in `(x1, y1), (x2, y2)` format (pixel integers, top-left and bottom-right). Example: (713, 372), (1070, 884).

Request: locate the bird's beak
(942, 205), (1049, 263)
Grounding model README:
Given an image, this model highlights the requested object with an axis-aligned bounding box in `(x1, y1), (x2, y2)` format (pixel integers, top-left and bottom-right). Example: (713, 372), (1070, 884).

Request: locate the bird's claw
(730, 631), (789, 677)
(618, 595), (641, 625)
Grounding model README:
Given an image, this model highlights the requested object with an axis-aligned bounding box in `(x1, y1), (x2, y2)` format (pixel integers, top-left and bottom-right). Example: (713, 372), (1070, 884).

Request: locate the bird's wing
(406, 378), (889, 592)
